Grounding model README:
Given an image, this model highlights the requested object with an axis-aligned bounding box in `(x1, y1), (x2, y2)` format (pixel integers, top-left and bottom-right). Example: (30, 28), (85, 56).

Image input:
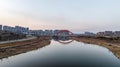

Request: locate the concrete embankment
(0, 38), (51, 59)
(74, 37), (120, 59)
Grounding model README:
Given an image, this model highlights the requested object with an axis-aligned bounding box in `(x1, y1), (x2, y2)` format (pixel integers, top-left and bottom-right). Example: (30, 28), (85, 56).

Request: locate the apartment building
(0, 25), (2, 30)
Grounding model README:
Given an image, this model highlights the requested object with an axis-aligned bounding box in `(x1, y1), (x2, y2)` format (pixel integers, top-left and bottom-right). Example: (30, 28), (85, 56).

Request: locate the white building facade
(3, 25), (29, 35)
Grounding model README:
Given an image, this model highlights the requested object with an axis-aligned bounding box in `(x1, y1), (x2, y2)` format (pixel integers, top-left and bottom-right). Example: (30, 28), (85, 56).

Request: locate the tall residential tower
(0, 25), (2, 30)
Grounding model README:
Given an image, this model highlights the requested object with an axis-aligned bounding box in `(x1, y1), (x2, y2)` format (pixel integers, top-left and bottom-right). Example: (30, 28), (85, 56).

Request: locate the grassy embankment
(74, 37), (120, 58)
(0, 37), (51, 59)
(0, 38), (37, 48)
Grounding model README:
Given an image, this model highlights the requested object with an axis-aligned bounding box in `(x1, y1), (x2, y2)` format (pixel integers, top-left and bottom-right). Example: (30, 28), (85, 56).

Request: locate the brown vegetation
(74, 37), (120, 58)
(0, 38), (51, 59)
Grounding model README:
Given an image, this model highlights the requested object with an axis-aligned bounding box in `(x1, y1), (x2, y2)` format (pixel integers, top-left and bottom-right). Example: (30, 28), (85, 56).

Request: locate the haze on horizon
(0, 0), (120, 33)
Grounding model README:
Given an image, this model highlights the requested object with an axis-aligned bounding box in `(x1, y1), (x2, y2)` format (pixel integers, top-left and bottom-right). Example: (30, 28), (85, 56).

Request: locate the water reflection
(0, 37), (120, 67)
(52, 36), (74, 44)
(0, 37), (120, 60)
(0, 36), (74, 60)
(52, 36), (71, 41)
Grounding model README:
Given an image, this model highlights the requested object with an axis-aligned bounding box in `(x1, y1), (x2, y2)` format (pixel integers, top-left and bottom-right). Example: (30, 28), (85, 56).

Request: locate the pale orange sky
(0, 0), (120, 32)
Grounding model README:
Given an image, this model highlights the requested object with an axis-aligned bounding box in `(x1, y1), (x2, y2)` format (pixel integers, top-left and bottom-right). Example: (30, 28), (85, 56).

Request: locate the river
(0, 40), (120, 67)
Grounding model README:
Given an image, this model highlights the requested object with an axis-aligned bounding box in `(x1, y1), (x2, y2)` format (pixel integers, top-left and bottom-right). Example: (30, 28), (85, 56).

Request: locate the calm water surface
(0, 40), (120, 67)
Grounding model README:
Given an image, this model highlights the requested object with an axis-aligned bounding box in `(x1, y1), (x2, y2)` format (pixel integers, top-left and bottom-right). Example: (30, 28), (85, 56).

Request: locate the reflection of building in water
(52, 36), (70, 41)
(52, 36), (73, 44)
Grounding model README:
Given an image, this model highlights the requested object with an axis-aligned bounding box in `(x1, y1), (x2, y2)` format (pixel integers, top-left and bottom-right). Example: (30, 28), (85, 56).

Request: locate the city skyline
(0, 0), (120, 33)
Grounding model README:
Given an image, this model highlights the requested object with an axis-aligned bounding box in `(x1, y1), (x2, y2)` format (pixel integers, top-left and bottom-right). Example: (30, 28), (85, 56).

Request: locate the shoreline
(1, 36), (120, 59)
(74, 37), (120, 59)
(0, 37), (38, 48)
(0, 36), (37, 44)
(0, 37), (51, 59)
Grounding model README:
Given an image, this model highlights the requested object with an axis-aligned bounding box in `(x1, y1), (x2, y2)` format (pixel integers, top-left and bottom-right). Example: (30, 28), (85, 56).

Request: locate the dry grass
(74, 37), (120, 59)
(0, 39), (51, 59)
(0, 39), (38, 48)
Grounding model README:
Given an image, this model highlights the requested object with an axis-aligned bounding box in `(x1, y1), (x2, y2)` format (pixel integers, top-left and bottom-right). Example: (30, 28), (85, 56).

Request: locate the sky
(0, 0), (120, 33)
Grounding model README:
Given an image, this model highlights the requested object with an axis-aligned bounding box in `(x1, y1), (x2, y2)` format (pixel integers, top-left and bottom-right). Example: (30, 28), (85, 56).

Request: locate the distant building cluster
(0, 25), (70, 36)
(84, 32), (96, 36)
(97, 31), (120, 37)
(78, 32), (96, 37)
(29, 30), (70, 36)
(29, 30), (59, 36)
(0, 25), (29, 35)
(1, 25), (120, 37)
(78, 31), (120, 37)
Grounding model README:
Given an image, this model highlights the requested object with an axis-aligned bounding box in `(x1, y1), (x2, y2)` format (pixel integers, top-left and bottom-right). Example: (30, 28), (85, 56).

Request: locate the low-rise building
(29, 30), (44, 36)
(15, 26), (29, 34)
(104, 31), (113, 37)
(3, 25), (29, 35)
(53, 30), (60, 36)
(3, 26), (12, 32)
(97, 32), (105, 37)
(84, 32), (95, 36)
(113, 31), (120, 37)
(97, 31), (113, 37)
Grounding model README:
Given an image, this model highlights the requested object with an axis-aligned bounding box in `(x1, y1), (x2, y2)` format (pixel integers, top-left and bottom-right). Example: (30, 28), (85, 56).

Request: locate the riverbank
(0, 37), (37, 48)
(0, 37), (51, 59)
(74, 37), (120, 59)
